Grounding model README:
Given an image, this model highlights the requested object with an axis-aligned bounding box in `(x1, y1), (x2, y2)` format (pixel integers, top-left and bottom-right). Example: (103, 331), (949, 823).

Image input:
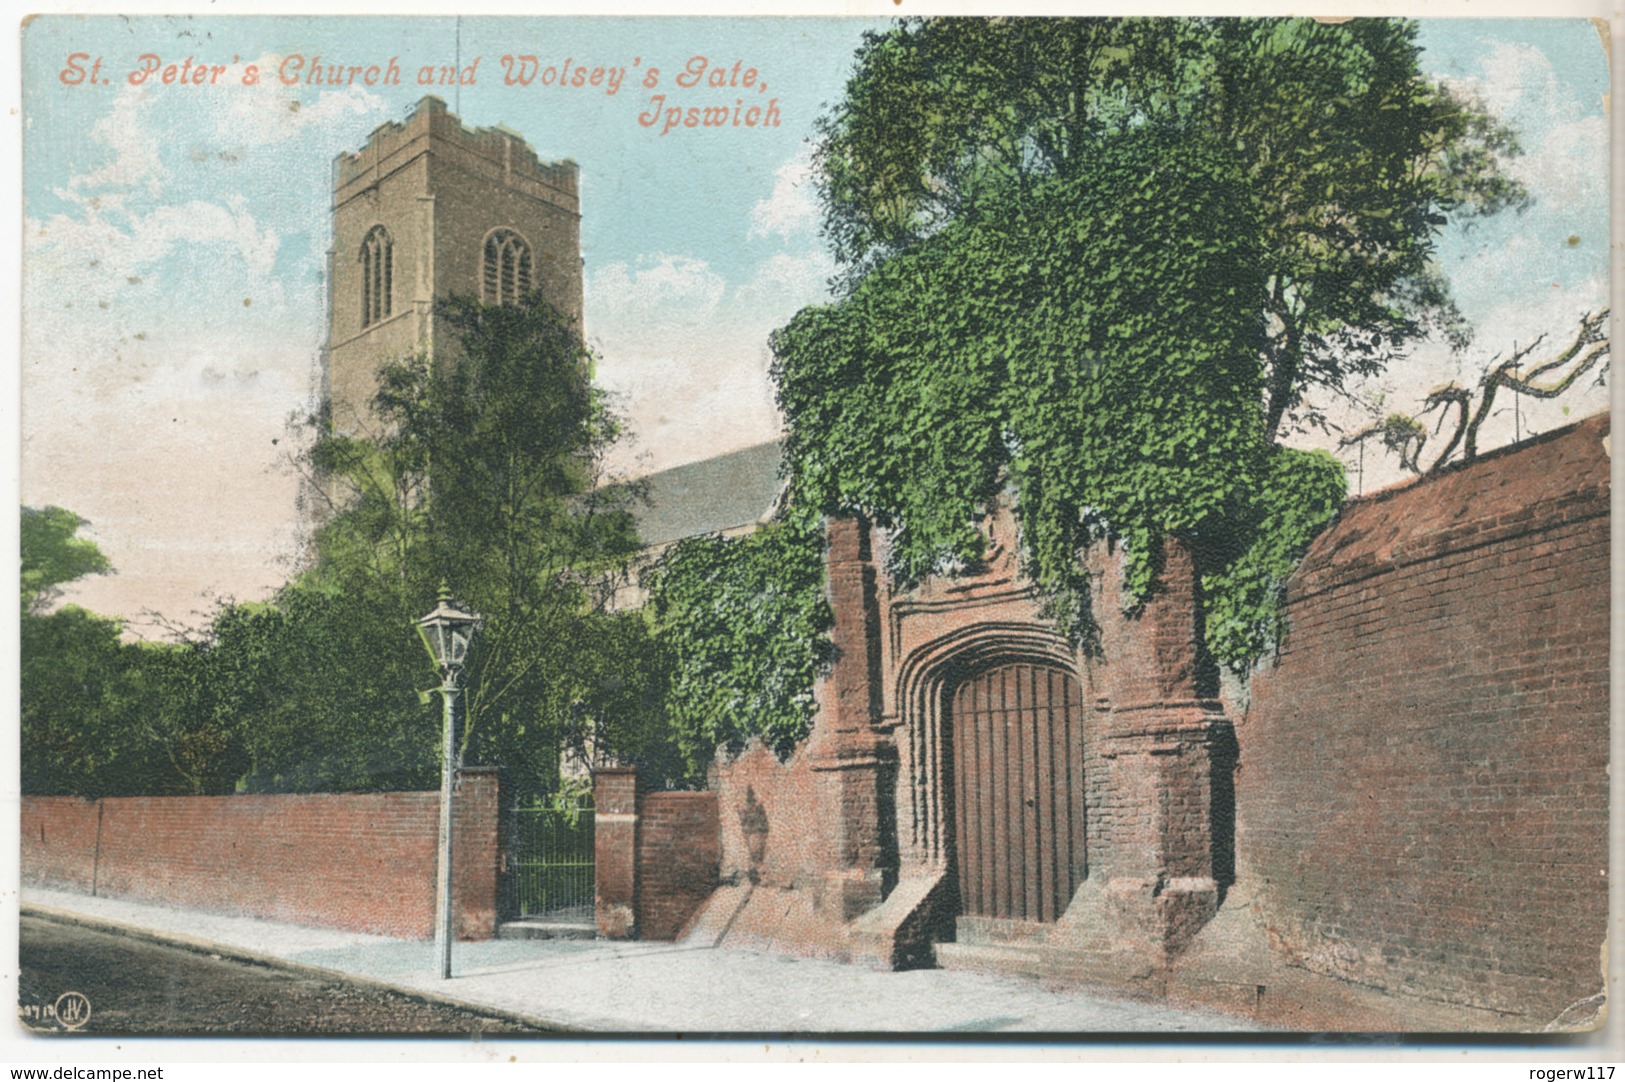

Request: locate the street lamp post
(417, 585), (481, 981)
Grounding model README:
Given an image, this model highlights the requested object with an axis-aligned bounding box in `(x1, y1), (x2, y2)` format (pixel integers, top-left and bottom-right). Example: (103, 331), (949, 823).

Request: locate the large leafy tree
(19, 507), (183, 796)
(761, 16), (1531, 668)
(776, 132), (1346, 662)
(285, 293), (661, 798)
(816, 17), (1527, 439)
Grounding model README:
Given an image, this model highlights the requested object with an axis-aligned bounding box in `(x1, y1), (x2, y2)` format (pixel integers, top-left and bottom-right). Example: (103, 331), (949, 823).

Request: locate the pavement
(20, 886), (1262, 1034)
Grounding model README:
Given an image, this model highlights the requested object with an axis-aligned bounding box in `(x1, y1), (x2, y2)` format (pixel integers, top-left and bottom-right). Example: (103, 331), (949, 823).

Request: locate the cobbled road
(18, 914), (557, 1036)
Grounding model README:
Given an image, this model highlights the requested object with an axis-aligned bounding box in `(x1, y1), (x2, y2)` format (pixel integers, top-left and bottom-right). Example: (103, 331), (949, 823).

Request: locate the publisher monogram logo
(53, 992), (91, 1030)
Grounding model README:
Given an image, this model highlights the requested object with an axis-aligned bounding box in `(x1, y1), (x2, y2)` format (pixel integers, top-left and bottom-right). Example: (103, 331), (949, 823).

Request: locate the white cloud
(212, 64), (388, 149)
(587, 247), (832, 364)
(1326, 32), (1614, 496)
(743, 248), (834, 303)
(1436, 40), (1600, 220)
(747, 148), (819, 241)
(29, 199), (280, 286)
(23, 200), (288, 395)
(1442, 42), (1559, 121)
(1508, 113), (1607, 212)
(1433, 40), (1599, 226)
(586, 246), (836, 473)
(586, 254), (728, 355)
(64, 86), (167, 204)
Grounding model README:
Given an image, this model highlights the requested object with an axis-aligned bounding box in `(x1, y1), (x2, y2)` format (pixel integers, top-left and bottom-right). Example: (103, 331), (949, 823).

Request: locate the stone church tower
(324, 96), (583, 431)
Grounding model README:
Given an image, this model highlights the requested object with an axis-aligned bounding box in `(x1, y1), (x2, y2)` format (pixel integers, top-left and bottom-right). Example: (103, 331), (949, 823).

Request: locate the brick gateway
(598, 413), (1609, 1027)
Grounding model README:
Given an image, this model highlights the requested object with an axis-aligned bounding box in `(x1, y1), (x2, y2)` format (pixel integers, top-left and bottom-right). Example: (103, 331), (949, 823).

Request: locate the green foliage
(216, 587), (441, 794)
(19, 506), (178, 797)
(21, 605), (165, 797)
(559, 609), (684, 790)
(1196, 448), (1347, 667)
(22, 506), (112, 616)
(23, 296), (666, 799)
(816, 17), (1527, 439)
(643, 514), (834, 779)
(278, 292), (651, 799)
(776, 133), (1268, 641)
(17, 507), (233, 797)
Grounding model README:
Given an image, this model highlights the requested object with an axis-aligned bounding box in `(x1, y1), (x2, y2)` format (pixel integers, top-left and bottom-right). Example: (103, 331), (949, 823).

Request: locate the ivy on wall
(643, 513), (835, 778)
(1194, 446), (1347, 667)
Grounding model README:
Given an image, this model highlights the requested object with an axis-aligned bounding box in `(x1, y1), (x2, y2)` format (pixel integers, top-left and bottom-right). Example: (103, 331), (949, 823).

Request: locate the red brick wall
(20, 798), (101, 893)
(20, 769), (503, 940)
(636, 792), (720, 940)
(712, 742), (833, 891)
(594, 769), (720, 941)
(1241, 414), (1610, 1018)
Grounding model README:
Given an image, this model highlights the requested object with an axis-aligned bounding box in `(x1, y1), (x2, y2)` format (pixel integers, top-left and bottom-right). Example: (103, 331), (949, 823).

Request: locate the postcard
(9, 3), (1618, 1066)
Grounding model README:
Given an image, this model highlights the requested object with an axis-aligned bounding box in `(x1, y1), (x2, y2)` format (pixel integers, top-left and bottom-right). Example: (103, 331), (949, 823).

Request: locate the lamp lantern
(417, 585), (481, 681)
(418, 582), (481, 980)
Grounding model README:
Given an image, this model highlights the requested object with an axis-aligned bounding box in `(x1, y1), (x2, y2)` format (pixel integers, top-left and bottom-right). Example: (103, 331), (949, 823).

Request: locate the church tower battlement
(324, 96), (584, 432)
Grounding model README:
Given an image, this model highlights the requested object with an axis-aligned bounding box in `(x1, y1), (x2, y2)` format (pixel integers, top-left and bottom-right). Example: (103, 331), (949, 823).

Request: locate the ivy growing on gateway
(647, 134), (1345, 773)
(777, 132), (1345, 656)
(635, 14), (1537, 766)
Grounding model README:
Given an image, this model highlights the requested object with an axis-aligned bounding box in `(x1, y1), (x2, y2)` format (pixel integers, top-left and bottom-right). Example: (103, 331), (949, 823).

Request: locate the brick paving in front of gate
(21, 886), (1260, 1034)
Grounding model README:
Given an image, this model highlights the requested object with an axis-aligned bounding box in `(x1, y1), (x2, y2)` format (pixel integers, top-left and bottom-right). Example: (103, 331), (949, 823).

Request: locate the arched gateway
(692, 514), (1231, 979)
(894, 618), (1089, 929)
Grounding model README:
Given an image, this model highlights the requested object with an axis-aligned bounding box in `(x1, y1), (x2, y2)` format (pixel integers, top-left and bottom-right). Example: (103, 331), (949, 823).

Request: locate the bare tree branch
(1344, 308), (1610, 478)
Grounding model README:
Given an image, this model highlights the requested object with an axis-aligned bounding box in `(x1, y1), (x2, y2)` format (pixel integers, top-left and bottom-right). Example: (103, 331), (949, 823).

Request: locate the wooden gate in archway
(949, 660), (1086, 923)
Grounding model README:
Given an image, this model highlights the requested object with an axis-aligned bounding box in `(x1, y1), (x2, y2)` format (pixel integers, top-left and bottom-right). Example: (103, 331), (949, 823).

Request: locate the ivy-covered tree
(815, 17), (1527, 439)
(749, 15), (1538, 673)
(776, 131), (1346, 662)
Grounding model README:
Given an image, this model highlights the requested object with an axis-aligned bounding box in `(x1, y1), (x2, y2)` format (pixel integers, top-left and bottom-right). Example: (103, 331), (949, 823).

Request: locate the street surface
(23, 888), (1263, 1033)
(19, 915), (555, 1036)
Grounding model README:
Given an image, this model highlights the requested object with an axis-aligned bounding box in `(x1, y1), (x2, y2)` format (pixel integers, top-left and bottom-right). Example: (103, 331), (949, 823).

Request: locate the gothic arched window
(483, 229), (533, 306)
(360, 226), (393, 328)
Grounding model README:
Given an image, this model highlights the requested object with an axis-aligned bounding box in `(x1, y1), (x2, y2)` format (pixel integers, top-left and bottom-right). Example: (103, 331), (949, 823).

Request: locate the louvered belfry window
(360, 226), (393, 328)
(483, 229), (533, 306)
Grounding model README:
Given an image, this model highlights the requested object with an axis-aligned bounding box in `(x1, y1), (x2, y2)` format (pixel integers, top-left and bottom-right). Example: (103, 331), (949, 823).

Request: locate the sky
(15, 13), (1613, 631)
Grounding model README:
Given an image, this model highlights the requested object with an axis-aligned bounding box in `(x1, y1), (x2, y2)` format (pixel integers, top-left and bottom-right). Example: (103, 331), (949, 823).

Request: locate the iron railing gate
(509, 794), (595, 921)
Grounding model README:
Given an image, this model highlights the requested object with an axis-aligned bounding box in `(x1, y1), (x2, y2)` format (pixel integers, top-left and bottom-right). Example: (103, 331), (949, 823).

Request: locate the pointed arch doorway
(948, 659), (1086, 924)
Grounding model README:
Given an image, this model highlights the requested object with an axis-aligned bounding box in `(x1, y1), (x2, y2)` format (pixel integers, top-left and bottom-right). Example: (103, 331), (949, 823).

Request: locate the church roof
(632, 441), (786, 548)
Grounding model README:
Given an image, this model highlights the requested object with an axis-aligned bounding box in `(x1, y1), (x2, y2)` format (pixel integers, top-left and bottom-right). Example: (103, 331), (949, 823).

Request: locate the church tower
(324, 96), (583, 431)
